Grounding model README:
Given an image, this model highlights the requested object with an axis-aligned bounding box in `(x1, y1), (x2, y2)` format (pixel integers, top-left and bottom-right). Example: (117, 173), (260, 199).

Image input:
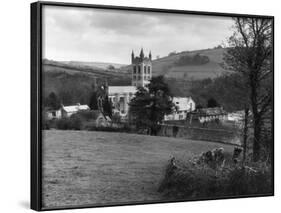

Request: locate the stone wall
(157, 124), (241, 145)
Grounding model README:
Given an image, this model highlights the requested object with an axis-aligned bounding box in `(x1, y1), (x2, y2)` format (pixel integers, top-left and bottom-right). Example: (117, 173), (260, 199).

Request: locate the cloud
(42, 5), (234, 64)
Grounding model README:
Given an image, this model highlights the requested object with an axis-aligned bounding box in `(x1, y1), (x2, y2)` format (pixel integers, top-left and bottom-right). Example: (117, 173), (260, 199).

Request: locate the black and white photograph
(33, 2), (273, 210)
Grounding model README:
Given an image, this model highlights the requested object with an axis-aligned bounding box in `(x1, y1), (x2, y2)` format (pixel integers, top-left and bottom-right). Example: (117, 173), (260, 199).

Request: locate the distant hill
(152, 48), (230, 80)
(42, 59), (131, 105)
(60, 61), (127, 70)
(123, 48), (230, 80)
(43, 59), (130, 78)
(44, 47), (230, 82)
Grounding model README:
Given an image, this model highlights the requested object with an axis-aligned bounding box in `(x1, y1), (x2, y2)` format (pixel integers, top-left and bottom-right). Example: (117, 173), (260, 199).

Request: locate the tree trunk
(243, 107), (249, 162)
(250, 74), (262, 162)
(253, 118), (262, 161)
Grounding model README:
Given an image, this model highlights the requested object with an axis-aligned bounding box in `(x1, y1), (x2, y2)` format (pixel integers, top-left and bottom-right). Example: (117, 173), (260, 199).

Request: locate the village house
(45, 103), (90, 120)
(164, 97), (196, 121)
(108, 48), (152, 118)
(45, 108), (62, 120)
(61, 103), (90, 118)
(227, 110), (245, 123)
(187, 107), (228, 125)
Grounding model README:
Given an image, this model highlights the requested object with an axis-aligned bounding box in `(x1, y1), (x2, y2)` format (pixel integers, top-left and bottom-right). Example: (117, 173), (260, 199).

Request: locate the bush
(74, 110), (99, 121)
(42, 118), (58, 130)
(55, 116), (82, 130)
(226, 162), (272, 196)
(86, 124), (132, 133)
(159, 156), (272, 199)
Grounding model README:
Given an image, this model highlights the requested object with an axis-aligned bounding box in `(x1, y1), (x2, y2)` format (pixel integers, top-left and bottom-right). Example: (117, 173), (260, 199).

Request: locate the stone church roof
(108, 86), (137, 95)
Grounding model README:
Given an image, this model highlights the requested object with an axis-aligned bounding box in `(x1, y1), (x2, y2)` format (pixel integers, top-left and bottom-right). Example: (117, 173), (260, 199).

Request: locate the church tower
(131, 48), (152, 88)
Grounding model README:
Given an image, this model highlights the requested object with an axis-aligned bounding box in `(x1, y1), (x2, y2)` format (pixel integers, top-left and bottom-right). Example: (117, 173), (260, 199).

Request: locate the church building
(131, 48), (152, 88)
(108, 48), (152, 118)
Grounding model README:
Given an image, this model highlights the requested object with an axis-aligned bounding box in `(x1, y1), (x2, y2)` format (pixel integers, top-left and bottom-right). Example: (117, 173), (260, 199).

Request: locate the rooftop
(108, 86), (137, 95)
(62, 104), (90, 113)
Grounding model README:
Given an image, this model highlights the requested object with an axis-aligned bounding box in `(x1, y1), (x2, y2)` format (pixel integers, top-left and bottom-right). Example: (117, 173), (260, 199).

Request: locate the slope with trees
(223, 17), (273, 161)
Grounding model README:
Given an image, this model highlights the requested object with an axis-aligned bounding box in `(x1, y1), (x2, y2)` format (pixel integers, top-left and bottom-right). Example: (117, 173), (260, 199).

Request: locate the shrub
(86, 124), (132, 133)
(159, 156), (272, 199)
(42, 118), (50, 130)
(42, 118), (58, 130)
(159, 160), (222, 198)
(74, 110), (99, 121)
(226, 162), (272, 196)
(55, 116), (82, 130)
(111, 113), (121, 123)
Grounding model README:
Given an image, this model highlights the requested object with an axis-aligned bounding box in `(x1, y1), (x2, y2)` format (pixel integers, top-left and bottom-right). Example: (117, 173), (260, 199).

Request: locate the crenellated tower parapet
(131, 48), (152, 88)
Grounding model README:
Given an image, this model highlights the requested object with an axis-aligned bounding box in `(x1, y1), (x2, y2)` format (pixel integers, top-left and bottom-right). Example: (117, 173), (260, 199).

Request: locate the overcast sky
(42, 5), (234, 64)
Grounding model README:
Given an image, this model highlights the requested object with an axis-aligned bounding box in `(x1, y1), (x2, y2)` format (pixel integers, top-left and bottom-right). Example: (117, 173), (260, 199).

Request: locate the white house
(45, 109), (62, 120)
(187, 107), (228, 125)
(164, 97), (196, 121)
(228, 110), (245, 122)
(45, 104), (90, 120)
(61, 103), (90, 118)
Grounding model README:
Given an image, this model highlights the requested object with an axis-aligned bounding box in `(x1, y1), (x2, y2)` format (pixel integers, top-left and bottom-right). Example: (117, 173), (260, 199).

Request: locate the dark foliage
(74, 110), (100, 121)
(89, 92), (98, 110)
(86, 125), (132, 133)
(159, 157), (272, 199)
(107, 65), (115, 70)
(207, 98), (220, 108)
(129, 76), (174, 135)
(189, 73), (249, 111)
(44, 92), (61, 110)
(55, 116), (82, 130)
(42, 67), (131, 107)
(102, 96), (113, 118)
(174, 54), (210, 66)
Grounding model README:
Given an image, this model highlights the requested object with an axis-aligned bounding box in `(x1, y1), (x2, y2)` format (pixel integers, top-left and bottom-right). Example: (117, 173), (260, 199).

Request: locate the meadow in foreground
(42, 130), (235, 207)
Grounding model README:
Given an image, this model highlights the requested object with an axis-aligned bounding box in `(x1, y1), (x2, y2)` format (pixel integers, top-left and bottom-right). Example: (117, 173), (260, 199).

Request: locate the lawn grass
(42, 130), (235, 208)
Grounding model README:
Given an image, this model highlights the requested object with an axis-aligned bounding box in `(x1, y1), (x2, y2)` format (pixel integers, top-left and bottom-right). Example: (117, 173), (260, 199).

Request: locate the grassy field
(42, 130), (235, 208)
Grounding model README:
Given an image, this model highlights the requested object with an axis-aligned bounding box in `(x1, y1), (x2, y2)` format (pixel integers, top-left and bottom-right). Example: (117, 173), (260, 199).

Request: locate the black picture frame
(31, 1), (274, 211)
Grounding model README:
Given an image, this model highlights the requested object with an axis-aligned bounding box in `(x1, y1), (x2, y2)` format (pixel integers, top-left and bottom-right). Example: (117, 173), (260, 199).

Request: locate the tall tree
(129, 76), (174, 135)
(103, 96), (112, 118)
(45, 92), (61, 110)
(207, 98), (220, 108)
(89, 92), (98, 110)
(223, 17), (273, 161)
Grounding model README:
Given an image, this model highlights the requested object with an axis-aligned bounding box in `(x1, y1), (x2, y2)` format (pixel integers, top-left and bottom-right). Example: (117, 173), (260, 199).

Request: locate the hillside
(122, 48), (230, 80)
(42, 48), (231, 105)
(43, 59), (129, 76)
(152, 48), (230, 80)
(60, 60), (127, 70)
(44, 47), (230, 81)
(42, 60), (131, 105)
